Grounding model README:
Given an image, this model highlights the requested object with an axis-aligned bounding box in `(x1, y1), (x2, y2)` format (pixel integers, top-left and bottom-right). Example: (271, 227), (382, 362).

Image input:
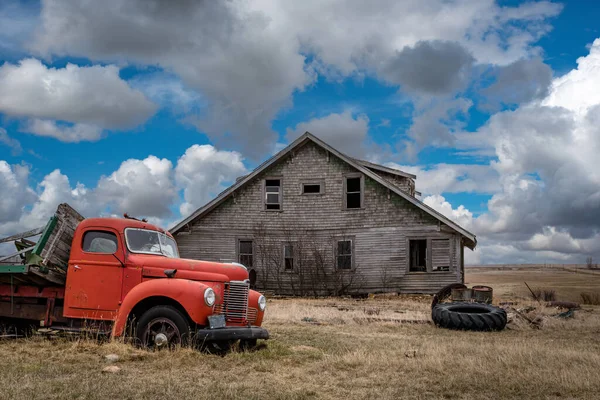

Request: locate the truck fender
(248, 289), (265, 326)
(112, 278), (213, 337)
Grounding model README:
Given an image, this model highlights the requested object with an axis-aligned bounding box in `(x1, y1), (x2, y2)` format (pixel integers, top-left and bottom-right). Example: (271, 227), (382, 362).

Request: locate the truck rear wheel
(136, 305), (190, 349)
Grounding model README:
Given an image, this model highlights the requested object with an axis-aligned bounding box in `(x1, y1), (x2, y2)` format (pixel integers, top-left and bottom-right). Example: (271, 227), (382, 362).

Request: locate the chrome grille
(220, 281), (249, 323)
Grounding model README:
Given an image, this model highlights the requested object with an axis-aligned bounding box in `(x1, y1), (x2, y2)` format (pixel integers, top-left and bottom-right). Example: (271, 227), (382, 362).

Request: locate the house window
(283, 243), (294, 271)
(345, 176), (362, 209)
(336, 240), (353, 270)
(82, 231), (118, 254)
(239, 240), (253, 268)
(409, 239), (427, 272)
(265, 179), (281, 210)
(432, 239), (451, 272)
(302, 183), (322, 194)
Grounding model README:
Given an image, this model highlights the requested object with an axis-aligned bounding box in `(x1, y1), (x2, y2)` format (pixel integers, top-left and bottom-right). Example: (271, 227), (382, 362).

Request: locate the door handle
(73, 265), (81, 270)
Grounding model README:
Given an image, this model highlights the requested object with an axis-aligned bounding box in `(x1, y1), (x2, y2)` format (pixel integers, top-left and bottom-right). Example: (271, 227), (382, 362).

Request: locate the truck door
(64, 227), (124, 319)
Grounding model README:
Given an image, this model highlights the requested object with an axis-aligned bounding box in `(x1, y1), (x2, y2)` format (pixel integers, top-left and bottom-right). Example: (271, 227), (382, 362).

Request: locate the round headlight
(204, 288), (216, 307)
(258, 295), (266, 311)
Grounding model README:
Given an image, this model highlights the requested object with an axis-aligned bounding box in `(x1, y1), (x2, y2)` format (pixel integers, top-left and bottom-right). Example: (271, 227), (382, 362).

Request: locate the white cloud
(387, 163), (500, 196)
(96, 156), (177, 219)
(175, 145), (247, 216)
(434, 38), (600, 264)
(0, 143), (248, 243)
(286, 111), (374, 158)
(28, 0), (562, 155)
(0, 161), (36, 224)
(24, 119), (103, 142)
(0, 58), (156, 141)
(423, 194), (473, 230)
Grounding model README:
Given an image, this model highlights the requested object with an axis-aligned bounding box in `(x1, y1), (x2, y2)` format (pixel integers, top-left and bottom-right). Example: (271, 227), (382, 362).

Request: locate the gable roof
(170, 132), (476, 249)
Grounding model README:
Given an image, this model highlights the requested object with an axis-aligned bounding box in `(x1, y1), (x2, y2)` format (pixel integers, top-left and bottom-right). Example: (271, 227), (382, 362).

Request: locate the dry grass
(0, 268), (599, 399)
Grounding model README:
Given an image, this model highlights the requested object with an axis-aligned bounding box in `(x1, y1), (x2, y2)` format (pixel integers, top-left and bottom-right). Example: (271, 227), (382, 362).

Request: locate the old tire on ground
(136, 305), (191, 349)
(432, 302), (507, 331)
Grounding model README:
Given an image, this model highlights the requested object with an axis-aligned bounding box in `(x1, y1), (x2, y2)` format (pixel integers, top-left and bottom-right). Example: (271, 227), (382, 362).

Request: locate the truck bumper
(194, 326), (269, 342)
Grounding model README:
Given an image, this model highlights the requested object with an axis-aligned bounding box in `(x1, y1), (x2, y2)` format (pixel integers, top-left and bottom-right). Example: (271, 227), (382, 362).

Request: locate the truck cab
(0, 210), (268, 350)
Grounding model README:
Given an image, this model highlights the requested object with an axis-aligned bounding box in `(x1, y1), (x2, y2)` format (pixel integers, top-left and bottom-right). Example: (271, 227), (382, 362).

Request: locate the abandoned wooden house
(170, 132), (476, 295)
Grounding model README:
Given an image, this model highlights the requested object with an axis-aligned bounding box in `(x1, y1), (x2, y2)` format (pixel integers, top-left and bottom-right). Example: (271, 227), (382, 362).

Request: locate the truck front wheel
(136, 305), (190, 349)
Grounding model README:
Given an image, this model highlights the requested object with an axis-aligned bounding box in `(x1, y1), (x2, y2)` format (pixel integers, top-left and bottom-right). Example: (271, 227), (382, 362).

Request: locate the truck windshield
(125, 228), (179, 258)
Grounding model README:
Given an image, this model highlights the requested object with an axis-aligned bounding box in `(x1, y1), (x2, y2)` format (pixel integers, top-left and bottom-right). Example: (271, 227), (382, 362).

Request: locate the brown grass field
(1, 266), (600, 399)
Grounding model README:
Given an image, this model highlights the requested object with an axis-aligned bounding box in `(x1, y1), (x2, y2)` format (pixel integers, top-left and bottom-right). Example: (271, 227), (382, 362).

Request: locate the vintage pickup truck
(0, 204), (268, 350)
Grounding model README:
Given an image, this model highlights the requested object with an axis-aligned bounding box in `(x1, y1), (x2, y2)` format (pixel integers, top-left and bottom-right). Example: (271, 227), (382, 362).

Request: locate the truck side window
(82, 231), (118, 254)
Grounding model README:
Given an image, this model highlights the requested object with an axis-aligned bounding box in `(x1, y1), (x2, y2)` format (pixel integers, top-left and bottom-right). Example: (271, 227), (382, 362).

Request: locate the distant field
(466, 265), (600, 302)
(0, 266), (599, 399)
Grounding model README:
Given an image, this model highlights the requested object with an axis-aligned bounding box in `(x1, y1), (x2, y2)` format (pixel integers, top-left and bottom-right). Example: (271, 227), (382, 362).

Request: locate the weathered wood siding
(176, 141), (465, 294)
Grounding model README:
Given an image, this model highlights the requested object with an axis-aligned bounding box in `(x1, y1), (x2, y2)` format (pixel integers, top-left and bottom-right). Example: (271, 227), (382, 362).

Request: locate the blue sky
(2, 0), (600, 264)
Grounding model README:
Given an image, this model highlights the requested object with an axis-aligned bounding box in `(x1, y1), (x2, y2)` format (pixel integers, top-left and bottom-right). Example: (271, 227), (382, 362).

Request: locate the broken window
(283, 243), (294, 271)
(336, 240), (353, 270)
(83, 231), (118, 254)
(409, 239), (427, 272)
(238, 240), (253, 268)
(302, 183), (322, 194)
(345, 177), (362, 209)
(265, 179), (281, 210)
(431, 239), (450, 272)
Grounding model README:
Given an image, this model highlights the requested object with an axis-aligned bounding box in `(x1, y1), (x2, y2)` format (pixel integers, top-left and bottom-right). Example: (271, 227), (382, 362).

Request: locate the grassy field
(1, 267), (599, 399)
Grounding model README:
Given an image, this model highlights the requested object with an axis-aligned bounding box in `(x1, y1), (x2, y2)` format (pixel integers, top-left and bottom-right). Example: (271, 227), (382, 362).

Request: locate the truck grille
(218, 281), (249, 323)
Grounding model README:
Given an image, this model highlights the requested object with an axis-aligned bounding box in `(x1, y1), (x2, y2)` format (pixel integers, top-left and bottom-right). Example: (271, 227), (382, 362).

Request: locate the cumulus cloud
(423, 194), (474, 231)
(426, 39), (600, 264)
(0, 58), (156, 141)
(96, 156), (178, 219)
(175, 145), (247, 216)
(28, 0), (562, 155)
(386, 163), (500, 196)
(286, 111), (380, 159)
(481, 57), (553, 110)
(24, 119), (103, 142)
(382, 41), (474, 95)
(0, 161), (36, 224)
(402, 98), (473, 159)
(0, 143), (248, 242)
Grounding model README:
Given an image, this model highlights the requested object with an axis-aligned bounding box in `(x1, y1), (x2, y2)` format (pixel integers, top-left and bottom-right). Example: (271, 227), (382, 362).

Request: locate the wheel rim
(142, 317), (181, 348)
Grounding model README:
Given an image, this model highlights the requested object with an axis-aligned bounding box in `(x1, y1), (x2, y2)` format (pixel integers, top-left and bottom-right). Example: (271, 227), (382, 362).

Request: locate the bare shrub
(580, 292), (600, 305)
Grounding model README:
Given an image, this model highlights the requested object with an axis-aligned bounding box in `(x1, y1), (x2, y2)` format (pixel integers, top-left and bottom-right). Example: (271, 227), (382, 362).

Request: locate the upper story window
(345, 176), (362, 209)
(265, 179), (281, 210)
(302, 183), (322, 195)
(82, 231), (118, 254)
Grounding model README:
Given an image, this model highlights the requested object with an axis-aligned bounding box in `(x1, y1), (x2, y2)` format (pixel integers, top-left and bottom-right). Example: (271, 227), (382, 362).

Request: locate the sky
(1, 0), (600, 265)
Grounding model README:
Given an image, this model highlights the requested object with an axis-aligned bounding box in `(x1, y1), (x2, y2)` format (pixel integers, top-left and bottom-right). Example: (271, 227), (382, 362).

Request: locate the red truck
(0, 204), (268, 351)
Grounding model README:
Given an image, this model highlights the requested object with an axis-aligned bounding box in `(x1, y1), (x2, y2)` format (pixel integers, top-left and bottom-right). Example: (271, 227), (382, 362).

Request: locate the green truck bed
(0, 203), (84, 286)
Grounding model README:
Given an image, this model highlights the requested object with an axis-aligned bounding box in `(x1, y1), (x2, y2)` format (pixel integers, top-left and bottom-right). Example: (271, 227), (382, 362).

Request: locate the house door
(64, 228), (124, 318)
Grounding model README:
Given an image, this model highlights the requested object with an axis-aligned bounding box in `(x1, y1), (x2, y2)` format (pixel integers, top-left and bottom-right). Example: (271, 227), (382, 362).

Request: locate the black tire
(432, 302), (507, 331)
(136, 305), (191, 349)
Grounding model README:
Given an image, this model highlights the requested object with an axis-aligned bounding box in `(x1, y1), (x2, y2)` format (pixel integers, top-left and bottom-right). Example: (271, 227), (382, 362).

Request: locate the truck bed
(0, 203), (84, 286)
